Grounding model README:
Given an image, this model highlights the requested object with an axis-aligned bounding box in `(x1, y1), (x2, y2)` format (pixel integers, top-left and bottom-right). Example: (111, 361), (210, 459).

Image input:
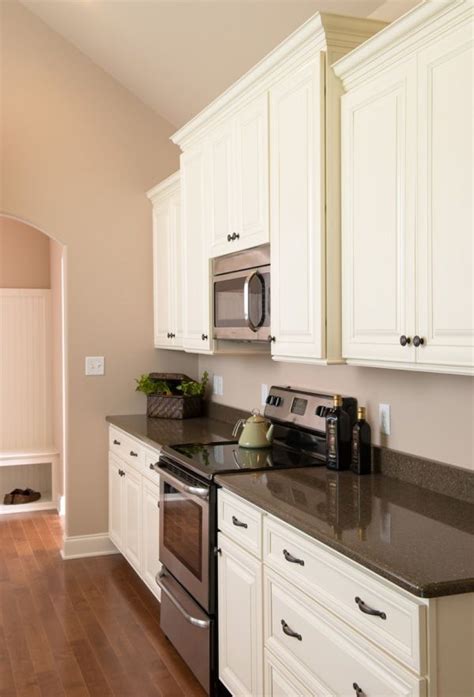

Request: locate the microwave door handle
(244, 271), (265, 332)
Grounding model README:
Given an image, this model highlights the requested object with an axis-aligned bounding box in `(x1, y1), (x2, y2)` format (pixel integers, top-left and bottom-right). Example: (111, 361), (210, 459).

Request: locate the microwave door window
(162, 482), (203, 580)
(247, 272), (265, 330)
(214, 277), (247, 327)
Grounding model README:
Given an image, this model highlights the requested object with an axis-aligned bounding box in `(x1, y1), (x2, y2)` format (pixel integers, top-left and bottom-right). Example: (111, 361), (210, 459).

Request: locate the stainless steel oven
(213, 244), (270, 341)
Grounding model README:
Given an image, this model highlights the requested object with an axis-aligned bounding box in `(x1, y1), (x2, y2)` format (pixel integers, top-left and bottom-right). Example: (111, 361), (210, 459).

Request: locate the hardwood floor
(0, 511), (206, 697)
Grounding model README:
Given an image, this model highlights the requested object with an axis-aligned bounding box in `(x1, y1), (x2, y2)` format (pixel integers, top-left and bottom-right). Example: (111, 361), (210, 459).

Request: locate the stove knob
(266, 395), (273, 405)
(274, 397), (283, 407)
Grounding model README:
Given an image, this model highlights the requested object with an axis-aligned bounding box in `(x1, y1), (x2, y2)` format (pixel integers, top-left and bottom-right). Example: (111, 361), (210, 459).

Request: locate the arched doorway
(0, 214), (67, 524)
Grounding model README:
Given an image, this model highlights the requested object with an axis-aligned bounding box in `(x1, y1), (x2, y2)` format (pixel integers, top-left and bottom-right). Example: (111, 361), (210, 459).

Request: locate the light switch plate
(213, 375), (223, 396)
(261, 383), (269, 406)
(85, 356), (105, 376)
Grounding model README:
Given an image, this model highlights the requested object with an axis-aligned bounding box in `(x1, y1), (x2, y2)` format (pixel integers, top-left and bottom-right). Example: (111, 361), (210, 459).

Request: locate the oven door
(159, 460), (211, 612)
(213, 266), (270, 341)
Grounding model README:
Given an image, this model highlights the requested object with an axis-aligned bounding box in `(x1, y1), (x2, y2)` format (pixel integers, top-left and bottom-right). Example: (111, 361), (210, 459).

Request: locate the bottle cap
(357, 406), (366, 420)
(333, 394), (342, 407)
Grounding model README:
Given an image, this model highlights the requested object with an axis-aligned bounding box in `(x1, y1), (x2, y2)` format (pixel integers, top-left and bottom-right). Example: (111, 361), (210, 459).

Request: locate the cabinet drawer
(264, 569), (426, 697)
(218, 490), (263, 558)
(264, 516), (426, 672)
(264, 649), (313, 697)
(109, 427), (145, 470)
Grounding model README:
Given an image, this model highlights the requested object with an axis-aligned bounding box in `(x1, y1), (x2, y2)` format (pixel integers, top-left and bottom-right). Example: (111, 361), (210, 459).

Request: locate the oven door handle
(155, 461), (209, 500)
(244, 270), (265, 333)
(156, 571), (210, 629)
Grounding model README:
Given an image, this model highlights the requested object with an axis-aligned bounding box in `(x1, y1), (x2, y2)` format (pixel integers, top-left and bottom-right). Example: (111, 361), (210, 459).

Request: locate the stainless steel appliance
(152, 386), (357, 695)
(212, 244), (270, 341)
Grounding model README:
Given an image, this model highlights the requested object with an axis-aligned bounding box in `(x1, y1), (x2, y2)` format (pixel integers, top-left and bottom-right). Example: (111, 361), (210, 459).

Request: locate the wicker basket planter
(146, 373), (204, 420)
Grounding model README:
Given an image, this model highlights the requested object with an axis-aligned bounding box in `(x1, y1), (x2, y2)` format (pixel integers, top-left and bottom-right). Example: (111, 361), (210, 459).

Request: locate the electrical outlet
(213, 375), (224, 396)
(261, 383), (269, 406)
(379, 403), (391, 435)
(85, 356), (105, 376)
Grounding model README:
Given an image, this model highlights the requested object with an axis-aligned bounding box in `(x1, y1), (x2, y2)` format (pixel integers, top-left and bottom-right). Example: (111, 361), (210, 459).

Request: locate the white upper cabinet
(147, 173), (183, 350)
(339, 59), (417, 364)
(208, 94), (269, 258)
(335, 0), (474, 375)
(269, 57), (326, 363)
(181, 146), (213, 353)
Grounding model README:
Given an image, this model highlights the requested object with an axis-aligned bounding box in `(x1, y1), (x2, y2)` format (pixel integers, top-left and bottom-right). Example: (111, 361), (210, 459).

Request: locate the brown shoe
(3, 488), (41, 505)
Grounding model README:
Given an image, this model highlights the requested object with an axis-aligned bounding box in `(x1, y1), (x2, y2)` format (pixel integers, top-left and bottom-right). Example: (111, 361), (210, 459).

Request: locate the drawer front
(218, 490), (263, 558)
(109, 427), (145, 470)
(264, 649), (313, 697)
(264, 516), (426, 672)
(265, 569), (426, 697)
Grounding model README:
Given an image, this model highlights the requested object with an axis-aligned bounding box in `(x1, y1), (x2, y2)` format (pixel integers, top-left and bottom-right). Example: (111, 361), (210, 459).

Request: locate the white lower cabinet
(218, 533), (263, 697)
(141, 478), (161, 593)
(108, 428), (161, 601)
(217, 489), (473, 697)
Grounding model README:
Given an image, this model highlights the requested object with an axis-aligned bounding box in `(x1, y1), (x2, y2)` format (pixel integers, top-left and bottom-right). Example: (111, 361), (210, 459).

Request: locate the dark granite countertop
(215, 468), (474, 598)
(106, 413), (235, 450)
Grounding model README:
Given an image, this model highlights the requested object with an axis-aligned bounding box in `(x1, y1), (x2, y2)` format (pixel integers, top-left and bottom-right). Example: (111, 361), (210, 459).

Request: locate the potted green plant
(135, 371), (208, 419)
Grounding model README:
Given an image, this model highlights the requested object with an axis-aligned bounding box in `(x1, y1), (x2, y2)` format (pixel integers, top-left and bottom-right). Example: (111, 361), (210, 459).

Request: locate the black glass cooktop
(165, 439), (325, 480)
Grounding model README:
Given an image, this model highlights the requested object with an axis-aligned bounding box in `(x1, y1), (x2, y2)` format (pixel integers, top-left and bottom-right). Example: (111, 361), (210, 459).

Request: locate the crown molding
(146, 170), (180, 202)
(171, 12), (386, 151)
(333, 0), (471, 88)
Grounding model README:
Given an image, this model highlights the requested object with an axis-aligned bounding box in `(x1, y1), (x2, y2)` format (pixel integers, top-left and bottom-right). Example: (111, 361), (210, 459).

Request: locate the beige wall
(0, 216), (51, 288)
(50, 238), (64, 500)
(199, 355), (474, 471)
(0, 1), (198, 537)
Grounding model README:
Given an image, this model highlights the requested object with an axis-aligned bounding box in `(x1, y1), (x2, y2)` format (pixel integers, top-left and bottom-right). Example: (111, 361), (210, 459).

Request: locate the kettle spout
(266, 424), (274, 444)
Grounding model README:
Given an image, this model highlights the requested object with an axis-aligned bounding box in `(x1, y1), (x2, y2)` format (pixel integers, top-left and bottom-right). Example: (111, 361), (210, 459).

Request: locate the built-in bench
(0, 450), (59, 514)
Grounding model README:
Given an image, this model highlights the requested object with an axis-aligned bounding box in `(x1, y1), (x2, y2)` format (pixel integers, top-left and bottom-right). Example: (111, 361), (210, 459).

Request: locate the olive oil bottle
(326, 395), (352, 470)
(351, 407), (372, 475)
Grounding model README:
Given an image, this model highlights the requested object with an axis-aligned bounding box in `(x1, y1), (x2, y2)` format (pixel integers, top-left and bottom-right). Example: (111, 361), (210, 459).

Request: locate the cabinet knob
(413, 335), (425, 347)
(268, 335), (276, 343)
(232, 232), (240, 241)
(167, 332), (171, 338)
(168, 332), (175, 339)
(113, 439), (121, 446)
(118, 469), (125, 477)
(353, 684), (363, 695)
(130, 450), (138, 457)
(399, 335), (411, 346)
(201, 333), (208, 341)
(227, 234), (232, 242)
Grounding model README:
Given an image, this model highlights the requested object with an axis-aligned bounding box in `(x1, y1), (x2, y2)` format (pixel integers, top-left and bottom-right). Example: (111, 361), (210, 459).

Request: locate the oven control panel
(264, 386), (357, 435)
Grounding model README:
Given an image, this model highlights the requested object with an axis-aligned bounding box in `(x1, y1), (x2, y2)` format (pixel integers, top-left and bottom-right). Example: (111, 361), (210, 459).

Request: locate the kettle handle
(232, 419), (245, 438)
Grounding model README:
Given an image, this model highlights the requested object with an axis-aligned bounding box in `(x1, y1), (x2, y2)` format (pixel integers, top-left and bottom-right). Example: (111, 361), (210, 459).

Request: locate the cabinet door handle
(355, 596), (386, 620)
(413, 335), (425, 347)
(130, 450), (138, 457)
(353, 683), (363, 695)
(113, 439), (121, 445)
(118, 469), (125, 477)
(283, 549), (305, 566)
(231, 515), (248, 529)
(232, 232), (240, 241)
(227, 234), (232, 242)
(399, 335), (411, 346)
(201, 333), (208, 341)
(268, 335), (276, 343)
(170, 332), (175, 339)
(281, 619), (302, 641)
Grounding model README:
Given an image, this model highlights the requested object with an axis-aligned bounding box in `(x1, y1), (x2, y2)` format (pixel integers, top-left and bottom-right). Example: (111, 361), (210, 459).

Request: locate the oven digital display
(291, 397), (307, 416)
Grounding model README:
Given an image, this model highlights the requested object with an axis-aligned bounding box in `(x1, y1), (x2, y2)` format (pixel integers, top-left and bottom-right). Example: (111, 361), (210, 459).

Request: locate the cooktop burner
(166, 439), (325, 479)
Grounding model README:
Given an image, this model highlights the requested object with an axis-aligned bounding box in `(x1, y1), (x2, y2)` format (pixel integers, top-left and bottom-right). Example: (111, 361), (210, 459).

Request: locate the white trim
(0, 499), (57, 515)
(58, 494), (65, 517)
(61, 533), (119, 560)
(146, 170), (180, 202)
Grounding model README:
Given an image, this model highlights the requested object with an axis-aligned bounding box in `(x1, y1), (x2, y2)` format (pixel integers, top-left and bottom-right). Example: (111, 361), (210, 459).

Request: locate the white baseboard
(61, 533), (119, 560)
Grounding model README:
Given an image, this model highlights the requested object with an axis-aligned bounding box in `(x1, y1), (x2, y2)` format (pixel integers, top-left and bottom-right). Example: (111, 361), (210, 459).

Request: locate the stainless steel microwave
(212, 244), (270, 342)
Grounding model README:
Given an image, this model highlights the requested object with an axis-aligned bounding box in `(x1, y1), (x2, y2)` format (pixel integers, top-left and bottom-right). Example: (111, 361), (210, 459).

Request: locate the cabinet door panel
(234, 94), (269, 252)
(218, 534), (263, 697)
(122, 465), (142, 573)
(270, 58), (325, 361)
(169, 190), (183, 349)
(208, 124), (234, 258)
(152, 201), (172, 348)
(108, 455), (123, 550)
(141, 478), (161, 597)
(341, 60), (417, 363)
(181, 148), (212, 353)
(416, 24), (474, 370)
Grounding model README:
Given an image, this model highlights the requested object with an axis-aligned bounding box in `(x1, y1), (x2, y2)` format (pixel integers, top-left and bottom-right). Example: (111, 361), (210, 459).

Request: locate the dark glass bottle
(351, 407), (372, 475)
(326, 395), (351, 470)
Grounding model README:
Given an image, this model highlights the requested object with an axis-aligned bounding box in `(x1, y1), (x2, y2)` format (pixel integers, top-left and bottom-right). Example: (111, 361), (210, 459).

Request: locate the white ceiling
(20, 0), (421, 128)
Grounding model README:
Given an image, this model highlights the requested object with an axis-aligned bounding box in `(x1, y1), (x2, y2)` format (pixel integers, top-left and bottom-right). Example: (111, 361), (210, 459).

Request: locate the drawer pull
(355, 596), (387, 620)
(130, 450), (138, 457)
(118, 469), (125, 477)
(232, 515), (248, 529)
(353, 683), (363, 695)
(281, 619), (302, 641)
(283, 549), (305, 566)
(113, 439), (121, 445)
